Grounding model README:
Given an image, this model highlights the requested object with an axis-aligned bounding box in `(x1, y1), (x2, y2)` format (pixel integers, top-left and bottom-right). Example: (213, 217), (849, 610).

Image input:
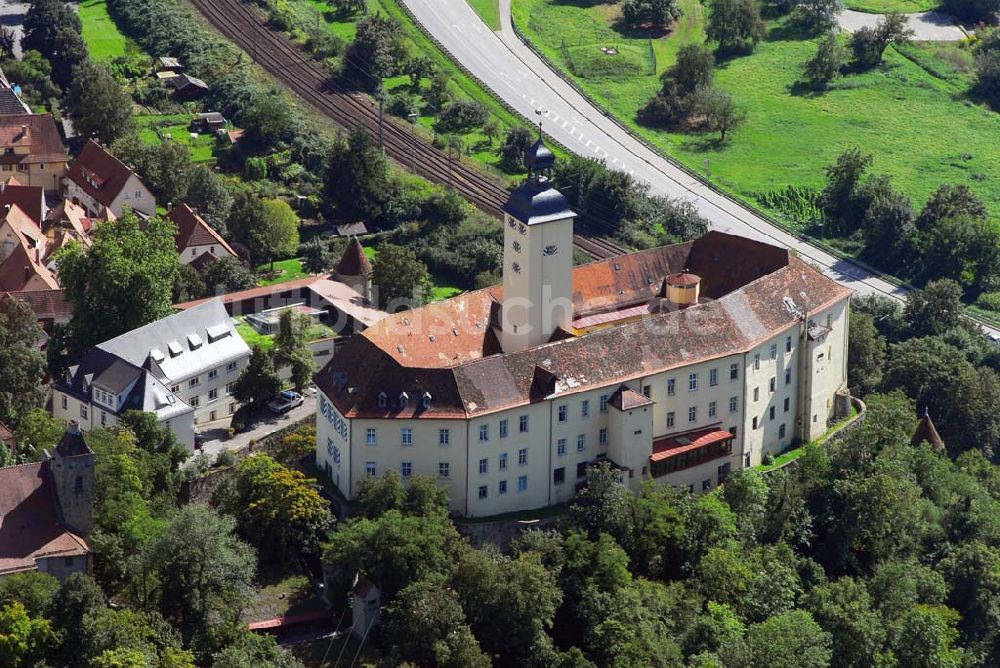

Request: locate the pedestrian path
(838, 9), (966, 40)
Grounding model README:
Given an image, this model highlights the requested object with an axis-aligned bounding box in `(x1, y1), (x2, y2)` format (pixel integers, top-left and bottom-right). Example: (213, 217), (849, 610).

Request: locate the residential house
(2, 288), (71, 333)
(0, 179), (46, 225)
(190, 112), (226, 134)
(53, 299), (252, 447)
(313, 143), (853, 517)
(166, 74), (209, 100)
(0, 423), (94, 581)
(168, 203), (238, 266)
(158, 56), (183, 73)
(0, 114), (67, 191)
(0, 203), (59, 292)
(64, 140), (156, 218)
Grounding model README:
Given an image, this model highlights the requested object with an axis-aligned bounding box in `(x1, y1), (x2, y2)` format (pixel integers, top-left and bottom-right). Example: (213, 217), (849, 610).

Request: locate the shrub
(976, 291), (1000, 312)
(215, 450), (236, 468)
(435, 100), (488, 133)
(762, 452), (775, 466)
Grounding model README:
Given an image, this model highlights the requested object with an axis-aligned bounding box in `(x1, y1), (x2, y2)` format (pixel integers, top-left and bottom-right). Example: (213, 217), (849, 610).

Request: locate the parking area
(191, 387), (317, 461)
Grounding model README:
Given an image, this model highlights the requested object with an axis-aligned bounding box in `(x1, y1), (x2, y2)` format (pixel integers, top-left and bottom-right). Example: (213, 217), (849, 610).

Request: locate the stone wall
(181, 414), (315, 504)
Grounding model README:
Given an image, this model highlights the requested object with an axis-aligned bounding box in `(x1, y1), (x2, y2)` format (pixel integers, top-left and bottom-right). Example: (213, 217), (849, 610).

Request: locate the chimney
(23, 265), (30, 281)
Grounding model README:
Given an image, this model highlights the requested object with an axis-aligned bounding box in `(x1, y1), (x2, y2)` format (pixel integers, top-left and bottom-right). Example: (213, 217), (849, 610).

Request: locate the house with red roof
(0, 180), (46, 226)
(0, 423), (94, 581)
(64, 140), (156, 219)
(0, 203), (58, 293)
(167, 203), (238, 266)
(0, 114), (67, 191)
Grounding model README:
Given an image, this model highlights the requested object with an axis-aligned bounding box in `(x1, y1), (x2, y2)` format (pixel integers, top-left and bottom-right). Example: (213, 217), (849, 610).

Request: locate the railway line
(187, 0), (627, 260)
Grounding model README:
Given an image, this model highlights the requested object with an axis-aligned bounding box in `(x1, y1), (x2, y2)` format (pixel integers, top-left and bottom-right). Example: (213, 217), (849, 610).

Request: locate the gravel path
(838, 9), (966, 40)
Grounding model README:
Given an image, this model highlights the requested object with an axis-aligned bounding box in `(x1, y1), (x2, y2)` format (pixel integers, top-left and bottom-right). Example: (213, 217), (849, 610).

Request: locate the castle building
(313, 142), (852, 517)
(0, 423), (94, 581)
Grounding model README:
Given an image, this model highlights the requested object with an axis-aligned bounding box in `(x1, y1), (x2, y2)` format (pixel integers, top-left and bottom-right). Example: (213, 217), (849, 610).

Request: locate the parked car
(267, 390), (305, 414)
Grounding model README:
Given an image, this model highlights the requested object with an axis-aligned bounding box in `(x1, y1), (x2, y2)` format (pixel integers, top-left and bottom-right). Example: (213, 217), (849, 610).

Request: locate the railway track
(187, 0), (626, 260)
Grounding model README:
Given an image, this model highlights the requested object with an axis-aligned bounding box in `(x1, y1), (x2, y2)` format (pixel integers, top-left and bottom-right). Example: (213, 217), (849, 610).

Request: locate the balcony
(650, 427), (734, 478)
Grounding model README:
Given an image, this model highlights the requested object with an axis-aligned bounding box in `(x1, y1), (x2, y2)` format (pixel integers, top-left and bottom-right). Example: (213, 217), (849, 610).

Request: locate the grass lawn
(512, 0), (1000, 223)
(236, 319), (275, 351)
(248, 572), (323, 622)
(78, 0), (129, 60)
(136, 114), (220, 164)
(257, 258), (311, 286)
(757, 405), (861, 472)
(843, 0), (940, 11)
(467, 0), (502, 30)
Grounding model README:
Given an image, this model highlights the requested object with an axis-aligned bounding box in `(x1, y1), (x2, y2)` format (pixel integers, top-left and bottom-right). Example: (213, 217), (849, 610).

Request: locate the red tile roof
(168, 203), (237, 258)
(175, 275), (321, 310)
(0, 462), (89, 577)
(65, 140), (143, 209)
(651, 427), (734, 462)
(315, 232), (853, 419)
(2, 289), (71, 321)
(0, 114), (66, 165)
(336, 237), (372, 276)
(0, 184), (44, 225)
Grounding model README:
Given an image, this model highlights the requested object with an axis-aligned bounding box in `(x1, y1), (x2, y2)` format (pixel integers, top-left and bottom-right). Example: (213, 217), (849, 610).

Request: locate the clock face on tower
(543, 244), (558, 256)
(517, 223), (527, 235)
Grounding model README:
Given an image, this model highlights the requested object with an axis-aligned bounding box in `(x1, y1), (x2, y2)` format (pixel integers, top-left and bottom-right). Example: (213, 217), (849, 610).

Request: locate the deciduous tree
(706, 0), (766, 55)
(371, 243), (431, 309)
(0, 298), (46, 428)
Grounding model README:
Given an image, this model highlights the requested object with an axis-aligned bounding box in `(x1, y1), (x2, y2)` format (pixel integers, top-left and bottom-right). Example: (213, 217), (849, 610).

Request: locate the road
(400, 0), (973, 318)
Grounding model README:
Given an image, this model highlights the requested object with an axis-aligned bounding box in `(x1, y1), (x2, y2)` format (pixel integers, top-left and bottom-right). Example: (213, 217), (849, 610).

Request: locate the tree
(621, 0), (683, 31)
(324, 509), (462, 597)
(201, 256), (257, 296)
(571, 461), (634, 544)
(0, 601), (54, 668)
(482, 118), (500, 146)
(670, 44), (716, 96)
(436, 100), (488, 133)
(0, 573), (58, 619)
(345, 15), (406, 91)
(273, 310), (315, 392)
(65, 60), (135, 145)
(216, 454), (333, 564)
(1, 51), (60, 105)
(498, 127), (534, 171)
(173, 263), (206, 303)
(232, 347), (282, 407)
(453, 549), (562, 661)
(850, 13), (914, 69)
(892, 605), (964, 668)
(848, 312), (886, 394)
(859, 175), (916, 272)
(0, 297), (46, 428)
(213, 631), (304, 668)
(301, 238), (333, 274)
(975, 48), (1000, 109)
(385, 579), (490, 667)
(21, 0), (81, 61)
(150, 505), (256, 647)
(185, 166), (234, 232)
(0, 28), (15, 60)
(942, 0), (1000, 24)
(148, 140), (192, 206)
(804, 577), (885, 668)
(253, 199), (300, 272)
(695, 87), (746, 140)
(706, 0), (766, 55)
(911, 185), (997, 292)
(371, 243), (431, 309)
(57, 212), (180, 356)
(244, 92), (298, 151)
(819, 148), (873, 235)
(326, 126), (391, 226)
(723, 610), (832, 668)
(48, 26), (89, 89)
(904, 279), (964, 338)
(802, 33), (847, 88)
(791, 0), (844, 33)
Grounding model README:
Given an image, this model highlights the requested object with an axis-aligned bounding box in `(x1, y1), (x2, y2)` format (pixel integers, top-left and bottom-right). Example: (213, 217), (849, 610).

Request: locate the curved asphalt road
(402, 0), (916, 305)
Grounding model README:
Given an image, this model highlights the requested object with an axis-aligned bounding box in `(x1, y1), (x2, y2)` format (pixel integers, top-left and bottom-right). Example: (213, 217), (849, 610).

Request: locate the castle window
(520, 415), (529, 432)
(511, 262), (521, 274)
(479, 485), (488, 500)
(499, 419), (508, 438)
(377, 392), (387, 408)
(398, 392), (409, 408)
(600, 395), (609, 413)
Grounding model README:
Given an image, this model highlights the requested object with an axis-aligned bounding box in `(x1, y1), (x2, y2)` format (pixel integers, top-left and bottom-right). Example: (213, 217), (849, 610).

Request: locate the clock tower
(500, 136), (576, 353)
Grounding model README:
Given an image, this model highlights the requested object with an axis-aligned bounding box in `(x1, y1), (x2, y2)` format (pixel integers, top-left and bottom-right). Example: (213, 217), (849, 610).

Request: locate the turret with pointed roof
(333, 237), (373, 302)
(911, 409), (945, 452)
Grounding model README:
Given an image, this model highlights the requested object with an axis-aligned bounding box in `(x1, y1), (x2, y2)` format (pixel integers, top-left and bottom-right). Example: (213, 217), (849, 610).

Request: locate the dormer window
(377, 392), (387, 409)
(398, 392), (409, 408)
(421, 392), (432, 409)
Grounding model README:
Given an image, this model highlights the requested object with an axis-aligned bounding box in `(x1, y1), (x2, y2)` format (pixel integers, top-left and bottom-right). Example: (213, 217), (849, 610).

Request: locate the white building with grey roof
(53, 299), (251, 449)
